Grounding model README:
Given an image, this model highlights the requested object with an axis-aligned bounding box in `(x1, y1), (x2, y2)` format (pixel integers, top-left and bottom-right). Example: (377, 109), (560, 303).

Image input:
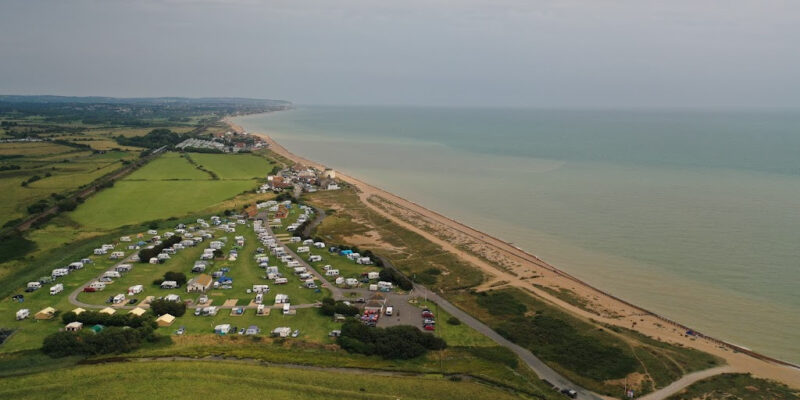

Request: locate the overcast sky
(1, 0), (798, 108)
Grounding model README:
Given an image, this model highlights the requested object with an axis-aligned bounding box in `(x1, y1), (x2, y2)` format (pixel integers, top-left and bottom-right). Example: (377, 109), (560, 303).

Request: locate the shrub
(149, 299), (186, 317)
(337, 321), (446, 359)
(446, 316), (461, 325)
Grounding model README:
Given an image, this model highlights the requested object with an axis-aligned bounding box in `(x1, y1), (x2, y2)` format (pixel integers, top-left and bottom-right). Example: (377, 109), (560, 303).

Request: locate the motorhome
(252, 285), (270, 294)
(49, 283), (64, 295)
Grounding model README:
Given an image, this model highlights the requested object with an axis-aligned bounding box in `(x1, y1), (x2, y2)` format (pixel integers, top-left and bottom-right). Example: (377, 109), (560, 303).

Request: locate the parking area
(375, 293), (422, 328)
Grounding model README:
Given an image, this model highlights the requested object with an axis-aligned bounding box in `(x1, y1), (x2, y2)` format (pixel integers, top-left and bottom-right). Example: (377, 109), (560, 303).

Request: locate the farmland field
(125, 152), (209, 180)
(69, 180), (255, 229)
(189, 153), (272, 179)
(67, 152), (274, 230)
(0, 360), (525, 400)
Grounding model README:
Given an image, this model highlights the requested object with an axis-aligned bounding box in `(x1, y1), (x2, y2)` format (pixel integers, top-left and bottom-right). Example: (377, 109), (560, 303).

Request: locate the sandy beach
(226, 118), (800, 388)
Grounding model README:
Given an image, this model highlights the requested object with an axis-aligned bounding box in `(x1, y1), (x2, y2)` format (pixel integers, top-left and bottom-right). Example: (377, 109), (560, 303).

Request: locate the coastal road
(411, 284), (604, 400)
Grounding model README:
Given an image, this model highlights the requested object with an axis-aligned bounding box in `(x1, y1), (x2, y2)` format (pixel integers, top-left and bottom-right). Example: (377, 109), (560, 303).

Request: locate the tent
(34, 307), (56, 320)
(156, 314), (175, 327)
(129, 307), (147, 317)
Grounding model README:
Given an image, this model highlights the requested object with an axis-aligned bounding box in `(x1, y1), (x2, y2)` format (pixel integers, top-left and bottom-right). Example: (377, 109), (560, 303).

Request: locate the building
(186, 274), (213, 293)
(65, 321), (83, 332)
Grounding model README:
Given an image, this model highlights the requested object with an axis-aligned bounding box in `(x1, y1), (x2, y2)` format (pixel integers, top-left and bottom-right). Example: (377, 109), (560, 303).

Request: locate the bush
(319, 297), (359, 316)
(337, 321), (446, 359)
(446, 316), (461, 325)
(163, 271), (187, 286)
(42, 325), (156, 358)
(378, 268), (413, 291)
(137, 235), (181, 263)
(149, 299), (186, 317)
(57, 199), (78, 212)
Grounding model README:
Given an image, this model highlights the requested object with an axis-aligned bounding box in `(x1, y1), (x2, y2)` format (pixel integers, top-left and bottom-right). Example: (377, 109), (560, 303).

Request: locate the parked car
(128, 298), (138, 305)
(423, 324), (435, 331)
(291, 329), (300, 338)
(560, 389), (577, 399)
(175, 326), (186, 335)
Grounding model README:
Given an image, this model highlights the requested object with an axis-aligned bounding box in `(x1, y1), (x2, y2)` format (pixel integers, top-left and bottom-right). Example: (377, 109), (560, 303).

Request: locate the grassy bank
(0, 359), (532, 400)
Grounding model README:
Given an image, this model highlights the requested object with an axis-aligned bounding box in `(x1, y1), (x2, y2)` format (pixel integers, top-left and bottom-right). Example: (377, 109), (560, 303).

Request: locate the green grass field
(125, 152), (209, 180)
(189, 153), (272, 179)
(67, 152), (273, 230)
(0, 360), (527, 400)
(69, 180), (255, 229)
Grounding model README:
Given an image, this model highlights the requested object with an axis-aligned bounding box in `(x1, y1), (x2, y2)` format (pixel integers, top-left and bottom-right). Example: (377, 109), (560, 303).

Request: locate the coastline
(226, 117), (800, 388)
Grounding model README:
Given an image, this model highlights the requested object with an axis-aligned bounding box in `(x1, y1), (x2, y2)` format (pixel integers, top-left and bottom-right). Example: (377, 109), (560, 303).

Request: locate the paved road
(264, 219), (342, 300)
(636, 366), (733, 400)
(412, 284), (604, 400)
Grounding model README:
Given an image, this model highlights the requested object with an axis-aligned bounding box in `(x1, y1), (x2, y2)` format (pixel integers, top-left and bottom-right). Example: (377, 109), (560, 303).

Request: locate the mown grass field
(0, 360), (528, 400)
(67, 152), (276, 230)
(125, 152), (209, 180)
(69, 180), (255, 229)
(189, 153), (272, 179)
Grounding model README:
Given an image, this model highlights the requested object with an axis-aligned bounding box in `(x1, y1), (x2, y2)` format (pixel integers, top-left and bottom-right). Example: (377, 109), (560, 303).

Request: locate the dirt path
(637, 366), (734, 400)
(253, 132), (800, 389)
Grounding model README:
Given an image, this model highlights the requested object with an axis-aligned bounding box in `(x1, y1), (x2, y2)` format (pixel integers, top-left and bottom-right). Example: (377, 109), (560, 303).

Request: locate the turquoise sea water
(235, 106), (800, 363)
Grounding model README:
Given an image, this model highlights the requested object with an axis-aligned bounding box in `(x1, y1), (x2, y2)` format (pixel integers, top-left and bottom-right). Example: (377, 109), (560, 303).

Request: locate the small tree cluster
(337, 321), (446, 359)
(137, 235), (182, 263)
(319, 297), (359, 317)
(149, 298), (186, 317)
(42, 326), (156, 358)
(378, 268), (413, 291)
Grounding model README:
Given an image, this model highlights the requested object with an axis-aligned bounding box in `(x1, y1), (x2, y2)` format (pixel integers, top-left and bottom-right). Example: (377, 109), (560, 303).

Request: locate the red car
(83, 287), (96, 292)
(423, 324), (435, 331)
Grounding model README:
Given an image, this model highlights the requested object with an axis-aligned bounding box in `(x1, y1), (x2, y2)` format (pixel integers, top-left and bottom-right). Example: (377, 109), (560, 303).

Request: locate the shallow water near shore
(235, 106), (800, 363)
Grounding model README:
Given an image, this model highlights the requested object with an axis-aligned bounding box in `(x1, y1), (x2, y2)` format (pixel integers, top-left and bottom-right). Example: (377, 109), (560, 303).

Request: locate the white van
(385, 306), (393, 316)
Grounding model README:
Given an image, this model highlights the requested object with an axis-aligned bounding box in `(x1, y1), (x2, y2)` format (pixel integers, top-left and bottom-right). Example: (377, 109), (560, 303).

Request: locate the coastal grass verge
(305, 188), (485, 291)
(666, 373), (799, 400)
(447, 287), (721, 397)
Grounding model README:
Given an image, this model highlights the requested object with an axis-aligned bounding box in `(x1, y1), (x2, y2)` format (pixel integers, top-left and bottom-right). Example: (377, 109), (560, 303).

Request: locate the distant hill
(0, 95), (292, 108)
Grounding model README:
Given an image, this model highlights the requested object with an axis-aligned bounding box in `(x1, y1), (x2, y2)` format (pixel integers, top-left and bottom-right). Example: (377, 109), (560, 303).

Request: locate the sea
(234, 106), (800, 364)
